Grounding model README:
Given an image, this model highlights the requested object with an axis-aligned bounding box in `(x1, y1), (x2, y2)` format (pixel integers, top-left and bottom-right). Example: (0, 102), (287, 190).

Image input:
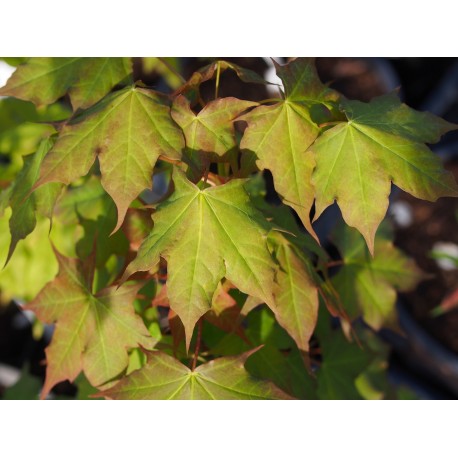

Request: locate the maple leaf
(100, 348), (293, 400)
(171, 95), (257, 178)
(122, 168), (276, 349)
(32, 87), (185, 232)
(316, 329), (372, 400)
(239, 58), (339, 239)
(268, 233), (319, 353)
(0, 138), (62, 265)
(26, 250), (156, 399)
(0, 57), (132, 110)
(174, 59), (268, 102)
(330, 223), (424, 330)
(311, 92), (458, 253)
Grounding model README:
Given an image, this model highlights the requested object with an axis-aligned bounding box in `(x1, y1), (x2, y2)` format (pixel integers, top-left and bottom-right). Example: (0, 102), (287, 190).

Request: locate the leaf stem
(191, 318), (203, 371)
(215, 61), (221, 99)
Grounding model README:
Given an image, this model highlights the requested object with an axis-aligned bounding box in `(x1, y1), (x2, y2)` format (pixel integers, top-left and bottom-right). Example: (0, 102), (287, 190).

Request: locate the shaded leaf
(123, 168), (276, 348)
(317, 329), (372, 400)
(331, 222), (423, 330)
(122, 208), (154, 251)
(33, 87), (184, 232)
(240, 58), (338, 239)
(174, 60), (268, 101)
(171, 95), (256, 178)
(245, 345), (317, 399)
(205, 282), (247, 340)
(0, 57), (132, 109)
(311, 92), (458, 253)
(101, 348), (293, 400)
(26, 250), (156, 399)
(1, 138), (62, 265)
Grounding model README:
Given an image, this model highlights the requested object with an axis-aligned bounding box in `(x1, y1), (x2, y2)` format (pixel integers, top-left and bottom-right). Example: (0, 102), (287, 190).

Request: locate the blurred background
(1, 57), (457, 399)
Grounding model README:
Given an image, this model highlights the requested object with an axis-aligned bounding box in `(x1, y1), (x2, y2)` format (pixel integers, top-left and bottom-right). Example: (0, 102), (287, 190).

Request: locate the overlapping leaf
(0, 138), (62, 265)
(317, 329), (372, 400)
(27, 250), (156, 399)
(330, 223), (423, 330)
(123, 169), (276, 348)
(171, 95), (256, 177)
(311, 92), (458, 253)
(268, 233), (318, 353)
(0, 57), (132, 109)
(239, 58), (339, 238)
(174, 59), (268, 102)
(101, 349), (293, 400)
(33, 87), (185, 232)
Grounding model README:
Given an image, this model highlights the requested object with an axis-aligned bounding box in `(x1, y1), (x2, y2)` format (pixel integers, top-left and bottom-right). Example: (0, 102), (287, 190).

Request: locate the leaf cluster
(0, 57), (456, 400)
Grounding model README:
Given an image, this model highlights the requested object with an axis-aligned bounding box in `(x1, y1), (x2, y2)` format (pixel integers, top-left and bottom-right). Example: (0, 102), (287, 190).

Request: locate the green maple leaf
(171, 95), (256, 177)
(26, 250), (156, 399)
(331, 223), (424, 330)
(0, 138), (62, 265)
(123, 168), (276, 348)
(311, 92), (458, 253)
(0, 57), (132, 109)
(239, 58), (338, 239)
(100, 349), (293, 400)
(268, 233), (319, 353)
(33, 87), (184, 232)
(317, 329), (372, 400)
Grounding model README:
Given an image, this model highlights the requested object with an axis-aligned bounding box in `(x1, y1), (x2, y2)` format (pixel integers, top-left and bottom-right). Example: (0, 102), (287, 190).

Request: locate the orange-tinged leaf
(26, 250), (156, 398)
(122, 168), (276, 350)
(239, 58), (338, 240)
(205, 282), (247, 340)
(33, 87), (184, 232)
(269, 233), (318, 353)
(174, 60), (268, 100)
(171, 95), (256, 178)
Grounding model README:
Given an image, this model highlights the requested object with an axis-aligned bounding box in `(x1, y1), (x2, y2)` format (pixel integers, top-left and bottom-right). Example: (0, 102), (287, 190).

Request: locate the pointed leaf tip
(125, 169), (276, 345)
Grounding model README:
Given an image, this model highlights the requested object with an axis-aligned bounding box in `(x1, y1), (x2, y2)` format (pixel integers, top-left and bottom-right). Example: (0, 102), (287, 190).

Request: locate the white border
(1, 0), (456, 56)
(1, 401), (456, 456)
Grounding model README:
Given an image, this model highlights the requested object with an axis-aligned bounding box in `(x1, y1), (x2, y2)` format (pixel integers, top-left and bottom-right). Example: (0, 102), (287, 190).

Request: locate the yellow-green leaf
(269, 233), (318, 353)
(101, 349), (293, 400)
(0, 57), (132, 110)
(33, 87), (184, 232)
(123, 168), (276, 348)
(26, 250), (156, 399)
(331, 223), (424, 330)
(239, 58), (338, 239)
(311, 92), (458, 253)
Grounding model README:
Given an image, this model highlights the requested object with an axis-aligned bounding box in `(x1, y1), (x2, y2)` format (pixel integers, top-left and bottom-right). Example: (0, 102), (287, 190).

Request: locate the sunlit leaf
(171, 95), (256, 178)
(101, 348), (293, 400)
(123, 168), (276, 348)
(33, 87), (184, 232)
(240, 58), (338, 239)
(26, 250), (157, 399)
(0, 57), (132, 109)
(311, 92), (458, 253)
